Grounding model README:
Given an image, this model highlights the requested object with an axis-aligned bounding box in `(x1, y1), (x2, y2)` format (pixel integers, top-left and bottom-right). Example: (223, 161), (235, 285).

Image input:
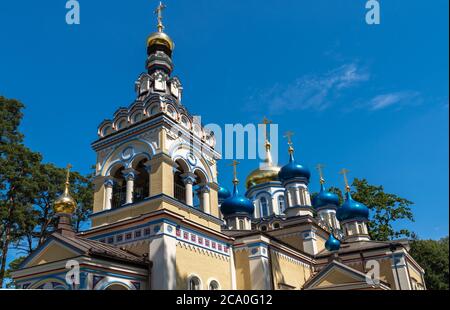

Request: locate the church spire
(155, 1), (167, 33)
(146, 1), (174, 74)
(261, 117), (274, 166)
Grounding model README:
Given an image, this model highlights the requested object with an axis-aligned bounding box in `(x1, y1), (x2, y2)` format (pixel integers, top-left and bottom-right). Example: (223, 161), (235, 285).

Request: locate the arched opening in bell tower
(111, 167), (126, 209)
(193, 169), (208, 211)
(174, 159), (189, 203)
(133, 159), (150, 202)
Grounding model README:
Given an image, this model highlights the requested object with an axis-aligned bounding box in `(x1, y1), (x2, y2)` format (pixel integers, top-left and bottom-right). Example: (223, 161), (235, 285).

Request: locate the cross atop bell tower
(155, 1), (167, 32)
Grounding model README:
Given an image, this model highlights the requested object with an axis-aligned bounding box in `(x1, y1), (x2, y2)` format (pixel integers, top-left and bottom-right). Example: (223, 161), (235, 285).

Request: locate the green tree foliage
(0, 96), (93, 287)
(410, 237), (449, 290)
(327, 178), (414, 241)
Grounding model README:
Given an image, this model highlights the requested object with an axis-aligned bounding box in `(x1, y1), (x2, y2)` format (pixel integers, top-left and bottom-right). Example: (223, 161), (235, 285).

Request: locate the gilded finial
(339, 168), (351, 192)
(284, 131), (295, 154)
(261, 117), (272, 148)
(155, 1), (167, 32)
(54, 164), (77, 215)
(316, 164), (325, 185)
(64, 164), (72, 194)
(230, 160), (240, 185)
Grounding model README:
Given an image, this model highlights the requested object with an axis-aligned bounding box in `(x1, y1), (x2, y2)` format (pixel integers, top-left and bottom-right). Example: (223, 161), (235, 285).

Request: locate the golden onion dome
(54, 165), (77, 215)
(245, 127), (281, 189)
(147, 2), (174, 51)
(147, 31), (175, 51)
(245, 165), (280, 189)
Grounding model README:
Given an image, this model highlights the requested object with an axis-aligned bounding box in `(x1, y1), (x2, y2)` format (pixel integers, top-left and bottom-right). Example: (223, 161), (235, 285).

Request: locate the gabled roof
(20, 232), (146, 269)
(303, 260), (390, 290)
(315, 240), (410, 257)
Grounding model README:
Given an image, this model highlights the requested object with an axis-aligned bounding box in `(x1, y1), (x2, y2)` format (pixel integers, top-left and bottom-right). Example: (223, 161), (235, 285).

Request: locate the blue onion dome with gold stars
(313, 183), (339, 211)
(218, 186), (232, 201)
(336, 191), (369, 222)
(325, 232), (341, 251)
(221, 161), (255, 217)
(278, 138), (311, 183)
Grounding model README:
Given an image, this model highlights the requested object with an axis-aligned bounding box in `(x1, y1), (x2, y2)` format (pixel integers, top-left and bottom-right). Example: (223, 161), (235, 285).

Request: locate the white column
(104, 178), (114, 210)
(302, 229), (318, 255)
(149, 226), (177, 290)
(286, 190), (293, 208)
(248, 245), (272, 290)
(122, 169), (137, 205)
(295, 188), (302, 206)
(181, 173), (196, 207)
(201, 186), (211, 214)
(144, 162), (152, 197)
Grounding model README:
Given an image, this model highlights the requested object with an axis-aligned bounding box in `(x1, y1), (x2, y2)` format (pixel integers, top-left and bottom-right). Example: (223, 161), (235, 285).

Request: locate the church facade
(11, 4), (426, 291)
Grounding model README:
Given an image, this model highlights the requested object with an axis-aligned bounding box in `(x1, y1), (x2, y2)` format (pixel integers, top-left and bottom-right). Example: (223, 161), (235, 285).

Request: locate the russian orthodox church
(11, 3), (426, 290)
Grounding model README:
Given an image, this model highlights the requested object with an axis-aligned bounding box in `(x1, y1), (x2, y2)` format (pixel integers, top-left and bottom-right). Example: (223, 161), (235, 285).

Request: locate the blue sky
(0, 0), (448, 244)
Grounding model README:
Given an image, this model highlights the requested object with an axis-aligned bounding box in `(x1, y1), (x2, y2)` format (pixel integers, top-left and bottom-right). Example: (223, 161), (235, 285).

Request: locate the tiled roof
(51, 233), (147, 266)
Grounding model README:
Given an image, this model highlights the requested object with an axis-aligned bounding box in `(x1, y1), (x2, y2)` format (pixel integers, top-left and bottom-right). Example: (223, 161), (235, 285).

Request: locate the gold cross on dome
(229, 160), (240, 184)
(65, 164), (73, 184)
(339, 168), (351, 192)
(316, 164), (325, 184)
(284, 131), (295, 146)
(261, 117), (272, 142)
(154, 1), (167, 32)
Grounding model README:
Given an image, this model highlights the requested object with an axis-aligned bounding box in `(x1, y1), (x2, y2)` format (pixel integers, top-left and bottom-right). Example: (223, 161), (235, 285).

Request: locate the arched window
(133, 113), (143, 123)
(273, 222), (280, 229)
(116, 119), (126, 130)
(208, 280), (220, 290)
(278, 196), (285, 214)
(238, 219), (245, 230)
(174, 159), (189, 203)
(133, 159), (150, 203)
(357, 223), (364, 234)
(260, 197), (269, 218)
(188, 276), (201, 290)
(260, 225), (268, 232)
(102, 126), (112, 137)
(112, 167), (126, 209)
(148, 105), (159, 116)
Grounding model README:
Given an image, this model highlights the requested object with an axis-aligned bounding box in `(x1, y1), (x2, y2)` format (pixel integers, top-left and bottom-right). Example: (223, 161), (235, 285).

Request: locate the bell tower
(90, 2), (222, 231)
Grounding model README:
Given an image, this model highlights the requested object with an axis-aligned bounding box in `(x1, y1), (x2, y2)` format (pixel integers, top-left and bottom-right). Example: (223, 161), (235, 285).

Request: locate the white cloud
(368, 91), (421, 111)
(246, 63), (370, 114)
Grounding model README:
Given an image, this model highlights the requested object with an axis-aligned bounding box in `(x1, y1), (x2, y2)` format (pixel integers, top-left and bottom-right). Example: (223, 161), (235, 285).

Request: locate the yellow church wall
(276, 235), (304, 252)
(316, 235), (326, 253)
(407, 262), (425, 288)
(149, 155), (174, 197)
(270, 251), (312, 290)
(233, 249), (252, 290)
(27, 242), (78, 267)
(93, 179), (106, 214)
(209, 187), (220, 219)
(91, 198), (222, 232)
(175, 243), (232, 290)
(379, 259), (396, 288)
(315, 269), (359, 287)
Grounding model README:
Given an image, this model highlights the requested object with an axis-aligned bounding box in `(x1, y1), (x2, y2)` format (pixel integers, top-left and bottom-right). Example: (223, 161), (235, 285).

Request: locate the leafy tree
(4, 256), (25, 289)
(327, 178), (414, 241)
(410, 237), (449, 290)
(1, 96), (42, 287)
(0, 96), (94, 287)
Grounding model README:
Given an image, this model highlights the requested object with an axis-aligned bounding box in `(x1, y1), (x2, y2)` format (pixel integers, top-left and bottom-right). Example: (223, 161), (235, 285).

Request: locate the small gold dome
(54, 188), (77, 215)
(245, 165), (281, 189)
(147, 31), (175, 51)
(54, 164), (77, 215)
